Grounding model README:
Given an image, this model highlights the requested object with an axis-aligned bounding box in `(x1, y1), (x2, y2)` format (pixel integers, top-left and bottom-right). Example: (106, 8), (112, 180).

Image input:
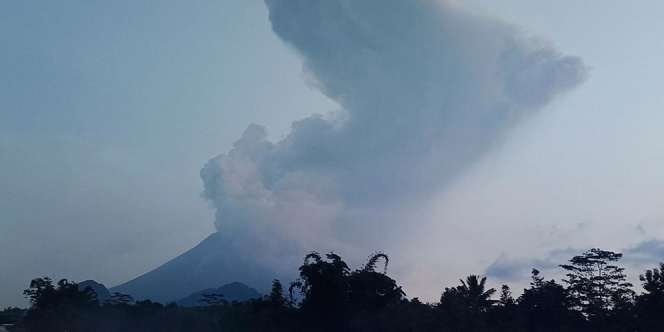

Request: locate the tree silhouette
(636, 262), (664, 331)
(498, 285), (515, 306)
(440, 275), (496, 312)
(560, 248), (634, 320)
(363, 252), (389, 274)
(0, 307), (26, 325)
(438, 275), (496, 331)
(489, 285), (517, 332)
(518, 269), (581, 332)
(269, 279), (286, 308)
(348, 253), (405, 313)
(291, 252), (351, 331)
(22, 278), (98, 331)
(14, 248), (664, 332)
(640, 262), (664, 296)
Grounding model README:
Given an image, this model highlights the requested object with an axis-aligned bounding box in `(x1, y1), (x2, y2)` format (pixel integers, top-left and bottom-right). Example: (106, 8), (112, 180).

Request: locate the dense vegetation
(5, 248), (664, 331)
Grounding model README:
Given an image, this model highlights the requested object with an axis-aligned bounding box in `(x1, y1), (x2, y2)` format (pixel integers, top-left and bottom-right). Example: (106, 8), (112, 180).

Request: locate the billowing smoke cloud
(200, 0), (586, 278)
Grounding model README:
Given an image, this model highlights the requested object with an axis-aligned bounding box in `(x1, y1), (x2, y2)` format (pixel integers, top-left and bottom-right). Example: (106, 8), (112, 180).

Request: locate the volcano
(110, 232), (275, 303)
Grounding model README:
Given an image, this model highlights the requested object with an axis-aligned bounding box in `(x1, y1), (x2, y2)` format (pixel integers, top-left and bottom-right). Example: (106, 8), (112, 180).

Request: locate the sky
(1, 0), (664, 307)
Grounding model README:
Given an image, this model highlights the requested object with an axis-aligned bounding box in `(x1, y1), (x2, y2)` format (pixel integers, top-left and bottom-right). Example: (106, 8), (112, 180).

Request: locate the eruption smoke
(200, 0), (586, 279)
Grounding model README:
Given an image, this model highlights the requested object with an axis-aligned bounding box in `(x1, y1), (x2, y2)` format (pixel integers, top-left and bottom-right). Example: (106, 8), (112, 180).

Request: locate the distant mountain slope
(177, 282), (262, 307)
(78, 280), (111, 303)
(110, 232), (275, 303)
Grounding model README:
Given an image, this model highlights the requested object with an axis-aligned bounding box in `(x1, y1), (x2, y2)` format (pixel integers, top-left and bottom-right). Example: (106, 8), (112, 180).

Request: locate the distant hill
(78, 280), (111, 303)
(110, 232), (277, 303)
(177, 282), (262, 307)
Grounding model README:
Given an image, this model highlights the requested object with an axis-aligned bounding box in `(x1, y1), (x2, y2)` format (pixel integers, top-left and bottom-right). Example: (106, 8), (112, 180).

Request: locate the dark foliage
(635, 263), (664, 331)
(12, 249), (664, 332)
(0, 307), (26, 325)
(560, 249), (634, 315)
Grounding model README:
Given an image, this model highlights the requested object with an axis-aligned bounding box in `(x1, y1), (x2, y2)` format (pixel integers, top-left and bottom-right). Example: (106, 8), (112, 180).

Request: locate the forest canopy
(6, 248), (664, 332)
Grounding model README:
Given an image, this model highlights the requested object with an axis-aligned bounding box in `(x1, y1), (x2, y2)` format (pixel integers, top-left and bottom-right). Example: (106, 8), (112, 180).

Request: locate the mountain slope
(110, 232), (274, 303)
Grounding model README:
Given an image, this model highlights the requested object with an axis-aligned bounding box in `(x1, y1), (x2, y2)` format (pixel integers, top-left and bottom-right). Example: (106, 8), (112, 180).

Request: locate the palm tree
(438, 275), (496, 331)
(440, 275), (496, 313)
(363, 252), (389, 274)
(457, 275), (496, 312)
(349, 253), (405, 312)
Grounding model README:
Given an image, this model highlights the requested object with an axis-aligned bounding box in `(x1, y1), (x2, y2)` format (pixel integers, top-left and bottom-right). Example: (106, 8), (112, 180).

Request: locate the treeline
(7, 248), (664, 331)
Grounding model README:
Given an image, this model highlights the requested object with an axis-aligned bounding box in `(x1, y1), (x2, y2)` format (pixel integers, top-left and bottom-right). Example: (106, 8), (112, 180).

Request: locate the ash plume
(200, 0), (586, 278)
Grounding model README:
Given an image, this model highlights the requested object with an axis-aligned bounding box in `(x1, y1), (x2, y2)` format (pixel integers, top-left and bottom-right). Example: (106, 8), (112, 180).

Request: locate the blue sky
(1, 1), (664, 307)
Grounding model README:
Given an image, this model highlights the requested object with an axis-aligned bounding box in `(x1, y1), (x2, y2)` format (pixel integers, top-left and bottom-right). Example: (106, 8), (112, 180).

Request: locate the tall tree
(269, 279), (286, 308)
(498, 285), (515, 306)
(560, 248), (634, 319)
